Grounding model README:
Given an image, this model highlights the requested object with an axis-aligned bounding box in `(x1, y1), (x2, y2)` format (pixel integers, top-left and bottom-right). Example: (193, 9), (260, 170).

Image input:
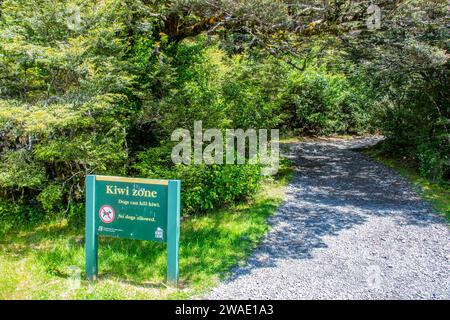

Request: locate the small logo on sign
(155, 227), (164, 239)
(99, 205), (115, 223)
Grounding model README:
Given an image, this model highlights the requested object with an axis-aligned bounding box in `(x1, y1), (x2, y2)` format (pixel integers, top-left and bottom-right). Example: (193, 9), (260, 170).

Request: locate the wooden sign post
(85, 175), (181, 285)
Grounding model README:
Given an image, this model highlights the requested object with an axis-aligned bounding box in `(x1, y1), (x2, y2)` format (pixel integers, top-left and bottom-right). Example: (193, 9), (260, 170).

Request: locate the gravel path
(207, 137), (450, 300)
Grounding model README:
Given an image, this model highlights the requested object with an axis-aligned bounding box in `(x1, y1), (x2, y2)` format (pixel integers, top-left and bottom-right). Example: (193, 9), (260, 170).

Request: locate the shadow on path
(222, 137), (446, 282)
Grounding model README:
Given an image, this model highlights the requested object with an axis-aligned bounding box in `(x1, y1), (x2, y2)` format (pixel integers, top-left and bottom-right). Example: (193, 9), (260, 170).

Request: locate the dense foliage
(0, 0), (448, 224)
(342, 0), (449, 180)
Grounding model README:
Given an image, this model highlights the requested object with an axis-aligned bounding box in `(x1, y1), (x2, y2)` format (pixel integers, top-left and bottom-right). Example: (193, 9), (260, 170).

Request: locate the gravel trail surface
(207, 137), (450, 299)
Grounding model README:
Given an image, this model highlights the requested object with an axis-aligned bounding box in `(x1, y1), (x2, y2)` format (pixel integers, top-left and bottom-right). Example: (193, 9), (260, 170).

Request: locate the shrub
(37, 185), (63, 215)
(134, 147), (262, 215)
(284, 68), (372, 135)
(416, 141), (449, 181)
(0, 200), (44, 233)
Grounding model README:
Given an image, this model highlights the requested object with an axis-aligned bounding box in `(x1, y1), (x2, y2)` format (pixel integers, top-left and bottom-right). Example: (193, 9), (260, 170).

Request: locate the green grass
(0, 163), (293, 300)
(362, 145), (450, 222)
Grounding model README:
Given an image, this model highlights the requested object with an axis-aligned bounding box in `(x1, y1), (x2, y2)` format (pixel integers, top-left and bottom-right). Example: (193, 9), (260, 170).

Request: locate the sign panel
(85, 175), (180, 285)
(94, 176), (168, 241)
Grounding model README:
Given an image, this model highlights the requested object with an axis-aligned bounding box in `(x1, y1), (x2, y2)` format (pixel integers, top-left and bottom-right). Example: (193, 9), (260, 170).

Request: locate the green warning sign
(85, 175), (180, 284)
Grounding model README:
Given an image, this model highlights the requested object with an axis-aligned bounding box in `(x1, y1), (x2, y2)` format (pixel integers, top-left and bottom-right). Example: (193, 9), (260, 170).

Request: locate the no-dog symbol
(99, 205), (115, 223)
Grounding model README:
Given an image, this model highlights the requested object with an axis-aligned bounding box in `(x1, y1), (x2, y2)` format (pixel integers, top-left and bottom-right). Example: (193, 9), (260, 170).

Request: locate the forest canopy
(0, 0), (448, 225)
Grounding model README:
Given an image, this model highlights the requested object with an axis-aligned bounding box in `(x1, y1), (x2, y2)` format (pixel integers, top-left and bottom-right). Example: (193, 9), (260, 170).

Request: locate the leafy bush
(37, 185), (63, 215)
(0, 149), (47, 190)
(416, 141), (449, 181)
(284, 67), (372, 135)
(134, 147), (262, 215)
(372, 42), (449, 181)
(0, 200), (44, 234)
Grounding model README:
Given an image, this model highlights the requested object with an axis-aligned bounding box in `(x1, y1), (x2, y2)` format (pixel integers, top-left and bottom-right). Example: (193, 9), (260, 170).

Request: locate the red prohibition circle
(99, 205), (115, 224)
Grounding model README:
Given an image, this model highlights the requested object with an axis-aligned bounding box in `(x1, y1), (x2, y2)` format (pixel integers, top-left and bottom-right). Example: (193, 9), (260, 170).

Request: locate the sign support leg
(167, 180), (181, 286)
(85, 175), (98, 280)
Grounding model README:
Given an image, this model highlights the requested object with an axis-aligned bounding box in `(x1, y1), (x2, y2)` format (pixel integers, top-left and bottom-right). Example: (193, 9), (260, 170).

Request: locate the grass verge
(0, 160), (293, 300)
(362, 145), (450, 222)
